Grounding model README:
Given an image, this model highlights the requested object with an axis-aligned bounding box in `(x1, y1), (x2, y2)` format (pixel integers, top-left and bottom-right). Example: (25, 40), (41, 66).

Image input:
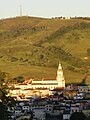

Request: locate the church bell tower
(56, 63), (65, 88)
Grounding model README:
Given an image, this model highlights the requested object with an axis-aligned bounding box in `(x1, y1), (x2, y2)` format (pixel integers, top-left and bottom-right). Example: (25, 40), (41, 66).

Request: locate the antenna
(20, 0), (22, 17)
(20, 5), (22, 17)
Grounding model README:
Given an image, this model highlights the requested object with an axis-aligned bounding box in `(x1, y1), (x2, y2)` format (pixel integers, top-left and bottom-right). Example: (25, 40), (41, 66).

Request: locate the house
(33, 108), (46, 120)
(45, 113), (63, 120)
(22, 105), (30, 112)
(70, 105), (80, 114)
(14, 105), (23, 116)
(63, 110), (71, 120)
(45, 104), (53, 113)
(82, 105), (90, 117)
(78, 85), (90, 93)
(16, 114), (31, 120)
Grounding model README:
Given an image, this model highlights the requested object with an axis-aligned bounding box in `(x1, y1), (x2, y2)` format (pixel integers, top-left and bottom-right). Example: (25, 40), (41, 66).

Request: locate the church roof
(33, 79), (56, 81)
(32, 83), (58, 85)
(51, 87), (64, 91)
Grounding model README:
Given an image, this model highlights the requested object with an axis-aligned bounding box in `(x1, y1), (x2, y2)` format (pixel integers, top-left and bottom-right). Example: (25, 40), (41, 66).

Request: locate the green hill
(0, 16), (90, 84)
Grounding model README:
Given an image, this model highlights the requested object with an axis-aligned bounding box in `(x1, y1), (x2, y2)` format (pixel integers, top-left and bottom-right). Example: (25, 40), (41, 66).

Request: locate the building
(9, 63), (65, 98)
(56, 63), (65, 88)
(31, 63), (65, 90)
(33, 108), (46, 120)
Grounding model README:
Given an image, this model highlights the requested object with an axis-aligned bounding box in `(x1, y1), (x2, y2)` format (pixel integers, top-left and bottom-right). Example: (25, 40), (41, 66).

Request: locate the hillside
(0, 16), (90, 84)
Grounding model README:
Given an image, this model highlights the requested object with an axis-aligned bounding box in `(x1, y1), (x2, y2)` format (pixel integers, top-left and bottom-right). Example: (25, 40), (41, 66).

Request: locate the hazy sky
(0, 0), (90, 19)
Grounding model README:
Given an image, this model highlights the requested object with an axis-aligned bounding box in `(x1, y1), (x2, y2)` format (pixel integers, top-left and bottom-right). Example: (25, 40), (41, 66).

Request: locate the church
(9, 63), (65, 98)
(31, 63), (65, 90)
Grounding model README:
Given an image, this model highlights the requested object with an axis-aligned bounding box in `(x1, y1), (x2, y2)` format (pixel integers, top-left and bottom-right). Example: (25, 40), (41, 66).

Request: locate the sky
(0, 0), (90, 19)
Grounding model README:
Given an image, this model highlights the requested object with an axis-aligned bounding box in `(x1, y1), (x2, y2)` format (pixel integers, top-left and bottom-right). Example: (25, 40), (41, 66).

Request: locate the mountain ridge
(0, 16), (90, 84)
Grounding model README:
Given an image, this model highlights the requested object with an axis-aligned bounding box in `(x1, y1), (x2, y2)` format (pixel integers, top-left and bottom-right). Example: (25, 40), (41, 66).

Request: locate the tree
(85, 117), (90, 120)
(0, 102), (8, 120)
(70, 112), (86, 120)
(0, 71), (11, 103)
(87, 48), (90, 56)
(17, 76), (24, 83)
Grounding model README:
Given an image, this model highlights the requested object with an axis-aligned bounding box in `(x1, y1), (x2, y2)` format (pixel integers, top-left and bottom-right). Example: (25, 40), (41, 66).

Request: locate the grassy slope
(0, 16), (90, 84)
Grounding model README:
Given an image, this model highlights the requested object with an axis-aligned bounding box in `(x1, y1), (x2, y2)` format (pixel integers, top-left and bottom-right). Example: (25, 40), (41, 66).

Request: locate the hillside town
(1, 0), (90, 120)
(0, 63), (90, 120)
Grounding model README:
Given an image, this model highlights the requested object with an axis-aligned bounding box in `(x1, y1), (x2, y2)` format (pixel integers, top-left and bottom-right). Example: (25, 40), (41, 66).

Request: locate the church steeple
(56, 63), (65, 88)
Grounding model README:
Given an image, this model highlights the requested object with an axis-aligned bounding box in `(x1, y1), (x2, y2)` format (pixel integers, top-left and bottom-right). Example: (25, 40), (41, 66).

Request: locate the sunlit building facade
(9, 63), (65, 98)
(31, 63), (65, 89)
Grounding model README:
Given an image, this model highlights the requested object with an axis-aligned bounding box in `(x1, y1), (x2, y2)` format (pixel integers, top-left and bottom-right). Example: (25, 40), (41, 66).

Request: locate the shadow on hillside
(79, 74), (87, 86)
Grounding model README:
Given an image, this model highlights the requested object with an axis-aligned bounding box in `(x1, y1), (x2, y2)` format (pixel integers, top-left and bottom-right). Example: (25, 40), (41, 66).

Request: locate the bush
(70, 112), (86, 120)
(87, 48), (90, 56)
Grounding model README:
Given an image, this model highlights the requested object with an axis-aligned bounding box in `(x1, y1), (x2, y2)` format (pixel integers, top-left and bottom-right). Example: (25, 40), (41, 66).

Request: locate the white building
(9, 63), (65, 98)
(31, 63), (65, 90)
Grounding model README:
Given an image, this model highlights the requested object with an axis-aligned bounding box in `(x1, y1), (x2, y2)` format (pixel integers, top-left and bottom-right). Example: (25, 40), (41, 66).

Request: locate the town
(0, 63), (90, 120)
(0, 0), (90, 119)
